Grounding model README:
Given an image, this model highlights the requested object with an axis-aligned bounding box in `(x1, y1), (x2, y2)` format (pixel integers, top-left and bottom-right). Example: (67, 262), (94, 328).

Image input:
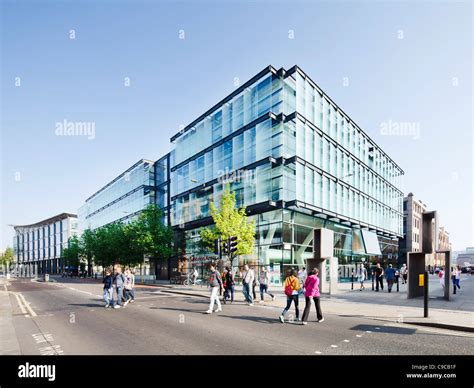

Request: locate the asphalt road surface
(5, 277), (474, 355)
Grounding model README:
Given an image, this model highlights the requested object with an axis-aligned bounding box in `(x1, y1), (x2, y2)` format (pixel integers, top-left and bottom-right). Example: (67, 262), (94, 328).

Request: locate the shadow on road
(68, 303), (103, 308)
(350, 324), (416, 335)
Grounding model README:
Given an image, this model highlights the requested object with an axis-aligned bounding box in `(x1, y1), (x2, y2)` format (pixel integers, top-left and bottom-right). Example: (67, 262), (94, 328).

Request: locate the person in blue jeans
(113, 266), (126, 309)
(103, 269), (114, 308)
(240, 264), (255, 305)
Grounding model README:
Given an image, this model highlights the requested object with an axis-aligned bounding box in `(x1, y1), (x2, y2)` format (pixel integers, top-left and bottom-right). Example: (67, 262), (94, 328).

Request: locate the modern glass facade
(168, 65), (404, 282)
(13, 213), (78, 276)
(78, 159), (157, 231)
(72, 65), (404, 282)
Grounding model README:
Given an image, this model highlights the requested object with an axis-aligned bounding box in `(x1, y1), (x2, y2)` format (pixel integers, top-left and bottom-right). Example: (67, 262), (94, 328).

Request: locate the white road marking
(343, 339), (350, 343)
(39, 344), (64, 355)
(375, 327), (381, 330)
(330, 345), (338, 348)
(32, 333), (54, 344)
(18, 293), (37, 317)
(356, 334), (363, 338)
(14, 293), (27, 315)
(366, 330), (372, 333)
(314, 351), (322, 354)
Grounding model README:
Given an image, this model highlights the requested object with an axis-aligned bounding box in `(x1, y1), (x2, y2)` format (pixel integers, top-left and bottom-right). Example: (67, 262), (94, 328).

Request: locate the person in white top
(454, 265), (461, 290)
(192, 268), (198, 285)
(240, 264), (255, 305)
(297, 267), (307, 289)
(259, 267), (275, 302)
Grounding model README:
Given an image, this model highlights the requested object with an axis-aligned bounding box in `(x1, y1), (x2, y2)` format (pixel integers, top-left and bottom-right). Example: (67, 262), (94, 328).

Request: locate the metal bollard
(424, 271), (429, 318)
(396, 277), (399, 292)
(371, 272), (375, 291)
(351, 272), (354, 290)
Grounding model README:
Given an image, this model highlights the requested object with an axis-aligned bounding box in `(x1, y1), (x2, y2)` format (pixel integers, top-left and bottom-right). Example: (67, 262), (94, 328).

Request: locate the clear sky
(1, 0), (472, 251)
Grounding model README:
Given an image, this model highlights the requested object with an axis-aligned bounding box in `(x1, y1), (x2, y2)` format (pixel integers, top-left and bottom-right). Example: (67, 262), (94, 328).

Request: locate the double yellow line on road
(4, 283), (37, 318)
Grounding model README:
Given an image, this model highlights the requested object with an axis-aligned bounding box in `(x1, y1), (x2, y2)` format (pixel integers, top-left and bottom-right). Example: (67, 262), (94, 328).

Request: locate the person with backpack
(240, 264), (255, 306)
(113, 266), (126, 309)
(223, 267), (235, 304)
(259, 267), (275, 302)
(206, 264), (223, 314)
(103, 268), (114, 308)
(279, 269), (301, 323)
(301, 268), (324, 324)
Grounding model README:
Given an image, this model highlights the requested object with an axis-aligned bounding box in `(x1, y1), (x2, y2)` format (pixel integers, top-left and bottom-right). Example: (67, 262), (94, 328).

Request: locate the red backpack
(284, 277), (295, 296)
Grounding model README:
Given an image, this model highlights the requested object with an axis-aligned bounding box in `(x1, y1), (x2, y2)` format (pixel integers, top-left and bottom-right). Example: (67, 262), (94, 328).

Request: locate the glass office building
(78, 159), (157, 231)
(13, 213), (78, 276)
(169, 65), (404, 282)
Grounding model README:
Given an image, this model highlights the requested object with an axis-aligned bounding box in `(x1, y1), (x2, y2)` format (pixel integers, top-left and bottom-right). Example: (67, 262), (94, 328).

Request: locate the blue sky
(1, 0), (472, 251)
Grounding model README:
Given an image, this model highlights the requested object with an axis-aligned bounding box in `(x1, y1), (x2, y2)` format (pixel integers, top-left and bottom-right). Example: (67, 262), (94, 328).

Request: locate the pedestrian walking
(206, 264), (222, 314)
(375, 263), (384, 292)
(251, 266), (258, 301)
(259, 267), (275, 302)
(357, 265), (367, 291)
(240, 264), (255, 305)
(385, 264), (396, 293)
(103, 268), (114, 308)
(301, 268), (324, 325)
(401, 264), (408, 284)
(298, 267), (307, 289)
(129, 269), (136, 303)
(123, 269), (133, 306)
(113, 266), (126, 309)
(223, 267), (235, 304)
(279, 269), (301, 323)
(438, 267), (445, 289)
(192, 267), (198, 285)
(455, 266), (461, 289)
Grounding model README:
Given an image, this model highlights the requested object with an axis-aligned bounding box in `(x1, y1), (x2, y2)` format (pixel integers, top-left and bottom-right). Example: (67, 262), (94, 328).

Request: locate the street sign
(418, 274), (424, 287)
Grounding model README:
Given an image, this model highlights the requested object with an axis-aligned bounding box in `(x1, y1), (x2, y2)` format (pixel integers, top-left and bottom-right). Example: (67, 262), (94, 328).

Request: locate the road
(4, 277), (474, 355)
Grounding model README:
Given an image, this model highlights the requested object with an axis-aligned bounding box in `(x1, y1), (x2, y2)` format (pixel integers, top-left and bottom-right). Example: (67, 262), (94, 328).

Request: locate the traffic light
(229, 236), (238, 255)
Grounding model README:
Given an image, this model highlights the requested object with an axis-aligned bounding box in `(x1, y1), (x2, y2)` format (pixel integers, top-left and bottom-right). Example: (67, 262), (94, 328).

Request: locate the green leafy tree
(80, 229), (96, 276)
(62, 235), (81, 271)
(93, 222), (125, 269)
(0, 247), (14, 272)
(133, 204), (173, 265)
(200, 184), (256, 262)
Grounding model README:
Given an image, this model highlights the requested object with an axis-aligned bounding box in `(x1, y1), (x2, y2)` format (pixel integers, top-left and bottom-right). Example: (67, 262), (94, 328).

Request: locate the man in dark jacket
(375, 263), (384, 292)
(103, 269), (113, 308)
(206, 264), (222, 314)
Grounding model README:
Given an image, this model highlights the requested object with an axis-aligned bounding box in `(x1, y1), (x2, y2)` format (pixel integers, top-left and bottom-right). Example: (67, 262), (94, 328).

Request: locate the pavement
(1, 274), (473, 355)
